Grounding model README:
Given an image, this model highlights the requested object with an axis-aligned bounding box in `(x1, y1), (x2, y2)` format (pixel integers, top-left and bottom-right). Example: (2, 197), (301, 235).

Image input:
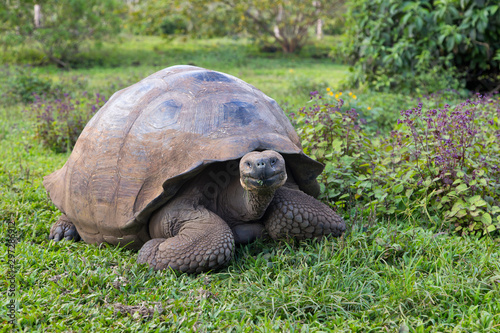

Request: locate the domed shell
(43, 65), (324, 249)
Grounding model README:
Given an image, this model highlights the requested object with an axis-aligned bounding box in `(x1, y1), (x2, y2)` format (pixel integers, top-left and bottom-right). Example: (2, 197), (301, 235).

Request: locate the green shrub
(1, 66), (53, 104)
(292, 91), (500, 236)
(160, 15), (188, 36)
(1, 0), (124, 68)
(179, 0), (345, 53)
(27, 92), (106, 153)
(1, 66), (91, 104)
(342, 0), (500, 93)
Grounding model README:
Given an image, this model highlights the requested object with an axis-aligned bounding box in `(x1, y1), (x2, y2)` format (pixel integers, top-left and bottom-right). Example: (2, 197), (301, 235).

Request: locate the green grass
(1, 36), (500, 332)
(15, 35), (347, 108)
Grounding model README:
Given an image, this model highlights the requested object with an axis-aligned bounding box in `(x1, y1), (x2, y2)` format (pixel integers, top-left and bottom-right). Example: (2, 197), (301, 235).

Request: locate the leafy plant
(0, 66), (89, 104)
(178, 0), (345, 53)
(342, 0), (500, 93)
(292, 91), (500, 236)
(0, 0), (124, 68)
(392, 93), (500, 235)
(27, 92), (106, 153)
(1, 66), (53, 104)
(160, 15), (188, 36)
(290, 91), (372, 212)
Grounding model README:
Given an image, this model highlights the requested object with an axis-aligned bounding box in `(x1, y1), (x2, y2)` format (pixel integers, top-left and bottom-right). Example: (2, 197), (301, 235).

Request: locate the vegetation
(1, 0), (499, 329)
(294, 89), (500, 236)
(126, 0), (188, 37)
(126, 0), (345, 52)
(0, 0), (124, 68)
(343, 0), (500, 93)
(179, 0), (345, 53)
(28, 91), (107, 153)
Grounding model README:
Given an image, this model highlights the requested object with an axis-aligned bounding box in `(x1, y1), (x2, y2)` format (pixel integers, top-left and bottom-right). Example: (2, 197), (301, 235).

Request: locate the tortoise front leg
(138, 205), (234, 274)
(263, 187), (346, 240)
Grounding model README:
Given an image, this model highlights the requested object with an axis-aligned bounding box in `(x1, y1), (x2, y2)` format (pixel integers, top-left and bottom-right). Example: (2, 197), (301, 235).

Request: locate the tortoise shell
(43, 65), (324, 249)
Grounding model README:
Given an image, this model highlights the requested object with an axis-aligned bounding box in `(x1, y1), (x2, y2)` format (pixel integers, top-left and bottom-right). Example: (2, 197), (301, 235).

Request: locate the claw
(49, 215), (80, 242)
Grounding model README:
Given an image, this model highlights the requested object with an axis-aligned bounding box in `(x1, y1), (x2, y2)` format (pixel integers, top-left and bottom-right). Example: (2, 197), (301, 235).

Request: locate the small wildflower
(335, 94), (339, 99)
(353, 95), (357, 99)
(348, 92), (352, 96)
(339, 92), (343, 96)
(326, 87), (331, 92)
(367, 106), (371, 110)
(289, 69), (294, 73)
(329, 91), (334, 96)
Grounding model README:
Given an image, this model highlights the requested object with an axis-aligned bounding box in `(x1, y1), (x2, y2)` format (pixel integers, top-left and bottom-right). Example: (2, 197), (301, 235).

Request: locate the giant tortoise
(44, 65), (346, 273)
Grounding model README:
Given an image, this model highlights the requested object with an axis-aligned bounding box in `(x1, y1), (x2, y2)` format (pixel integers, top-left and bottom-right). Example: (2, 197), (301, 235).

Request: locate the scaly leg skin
(49, 214), (81, 242)
(263, 187), (346, 240)
(137, 206), (234, 274)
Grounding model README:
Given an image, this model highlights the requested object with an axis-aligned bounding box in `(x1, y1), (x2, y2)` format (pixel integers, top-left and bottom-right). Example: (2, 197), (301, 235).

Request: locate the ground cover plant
(293, 89), (500, 236)
(1, 36), (499, 332)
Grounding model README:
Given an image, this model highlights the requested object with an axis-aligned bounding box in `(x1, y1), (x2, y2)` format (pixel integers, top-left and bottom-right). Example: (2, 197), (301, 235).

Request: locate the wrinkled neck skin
(219, 176), (278, 222)
(241, 186), (277, 221)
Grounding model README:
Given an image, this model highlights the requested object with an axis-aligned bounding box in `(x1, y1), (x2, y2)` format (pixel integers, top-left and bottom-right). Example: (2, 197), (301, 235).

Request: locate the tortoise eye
(246, 162), (252, 168)
(270, 158), (277, 166)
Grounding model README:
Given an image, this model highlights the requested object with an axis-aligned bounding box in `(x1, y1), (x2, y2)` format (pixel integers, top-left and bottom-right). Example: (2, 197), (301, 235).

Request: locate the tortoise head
(239, 150), (287, 192)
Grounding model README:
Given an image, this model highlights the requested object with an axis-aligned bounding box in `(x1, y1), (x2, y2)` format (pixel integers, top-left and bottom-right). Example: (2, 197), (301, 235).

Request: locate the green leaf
(331, 139), (342, 153)
(468, 195), (487, 207)
(481, 213), (492, 226)
(448, 200), (466, 217)
(486, 225), (497, 233)
(393, 184), (404, 194)
(455, 184), (468, 193)
(469, 210), (480, 217)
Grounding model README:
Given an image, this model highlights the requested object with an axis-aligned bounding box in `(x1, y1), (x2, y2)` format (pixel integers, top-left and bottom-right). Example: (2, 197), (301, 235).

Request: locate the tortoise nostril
(256, 160), (266, 168)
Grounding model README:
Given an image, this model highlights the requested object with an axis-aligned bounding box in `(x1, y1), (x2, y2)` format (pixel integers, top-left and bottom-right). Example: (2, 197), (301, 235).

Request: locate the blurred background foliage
(0, 0), (125, 68)
(1, 0), (498, 93)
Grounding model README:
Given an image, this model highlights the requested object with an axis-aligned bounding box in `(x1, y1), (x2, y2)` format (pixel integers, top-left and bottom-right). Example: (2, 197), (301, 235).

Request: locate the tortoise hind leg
(138, 205), (234, 274)
(49, 214), (81, 242)
(263, 187), (346, 240)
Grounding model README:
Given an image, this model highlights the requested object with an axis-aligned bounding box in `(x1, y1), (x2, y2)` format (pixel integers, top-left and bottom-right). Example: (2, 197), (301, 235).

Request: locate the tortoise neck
(242, 187), (277, 221)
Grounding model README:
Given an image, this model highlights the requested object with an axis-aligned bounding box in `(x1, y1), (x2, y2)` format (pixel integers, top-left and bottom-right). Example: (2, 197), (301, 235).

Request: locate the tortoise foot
(49, 214), (81, 242)
(264, 187), (346, 240)
(139, 205), (235, 273)
(137, 236), (234, 274)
